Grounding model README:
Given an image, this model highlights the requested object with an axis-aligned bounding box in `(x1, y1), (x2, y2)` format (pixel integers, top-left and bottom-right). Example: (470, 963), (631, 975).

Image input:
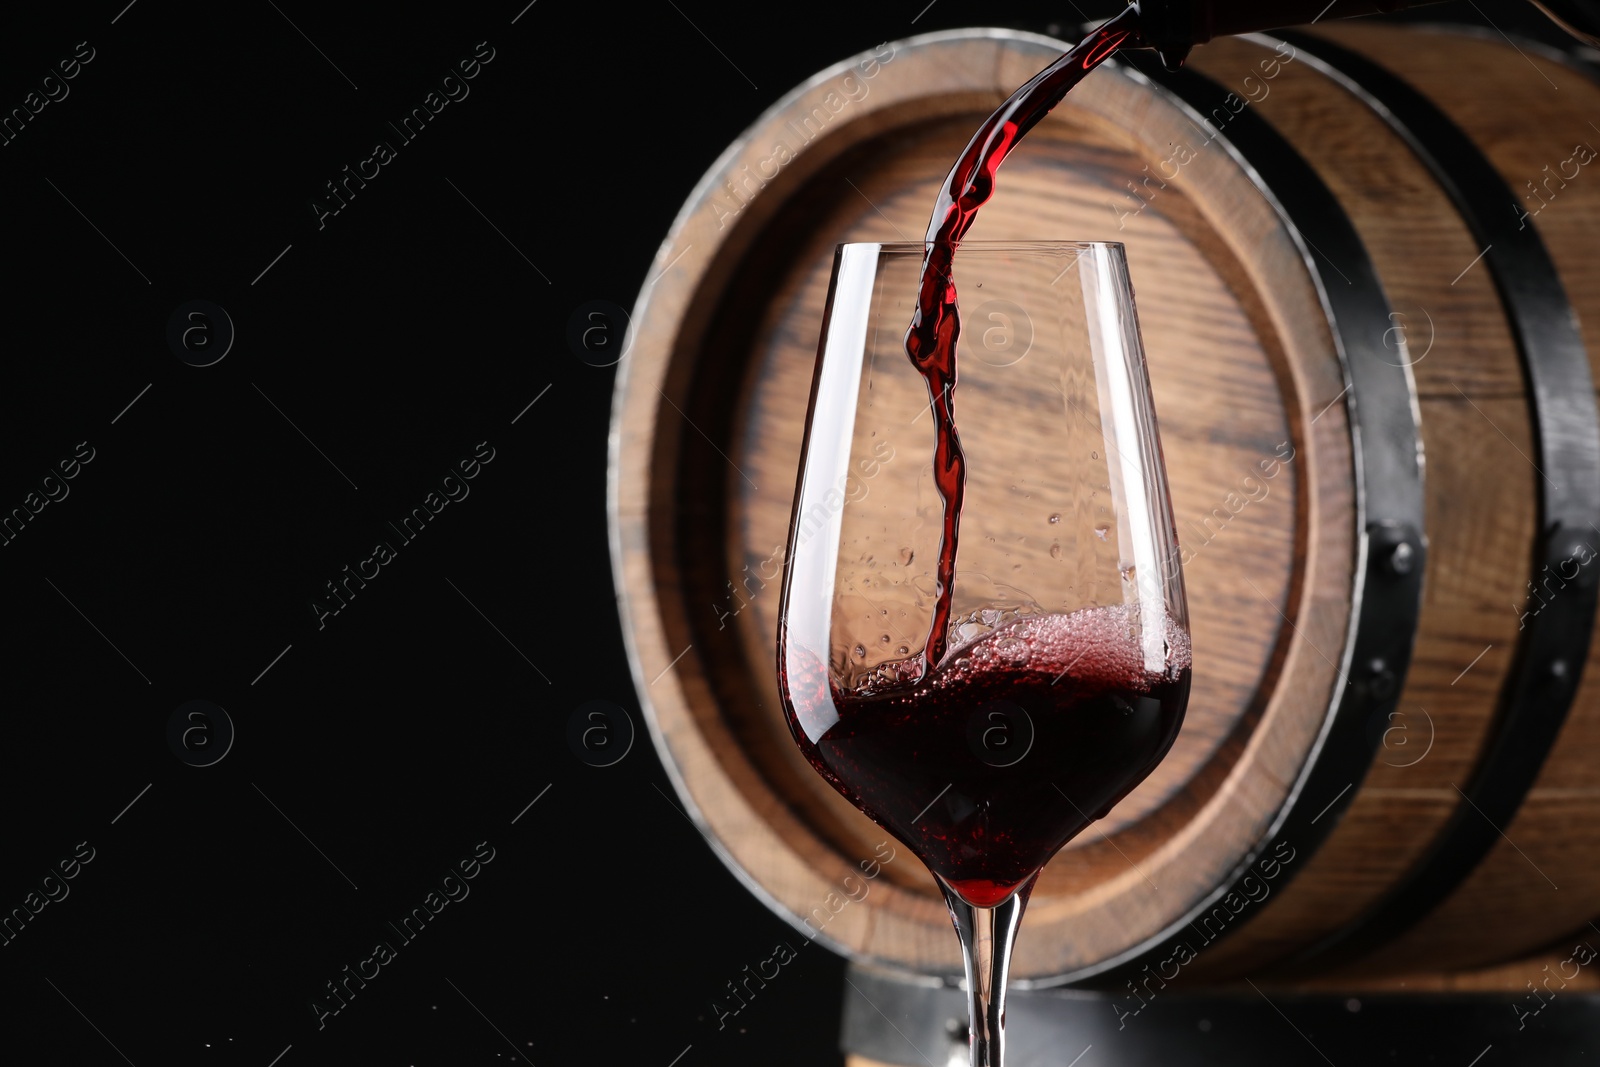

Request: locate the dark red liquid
(784, 607), (1189, 906)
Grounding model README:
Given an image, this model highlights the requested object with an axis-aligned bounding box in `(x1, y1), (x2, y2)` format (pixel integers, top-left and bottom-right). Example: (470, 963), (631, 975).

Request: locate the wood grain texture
(614, 26), (1354, 981)
(1303, 24), (1600, 976)
(1179, 33), (1540, 979)
(609, 23), (1600, 985)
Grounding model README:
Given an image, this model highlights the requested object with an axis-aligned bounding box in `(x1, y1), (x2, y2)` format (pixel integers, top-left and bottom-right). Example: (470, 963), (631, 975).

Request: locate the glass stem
(940, 877), (1032, 1067)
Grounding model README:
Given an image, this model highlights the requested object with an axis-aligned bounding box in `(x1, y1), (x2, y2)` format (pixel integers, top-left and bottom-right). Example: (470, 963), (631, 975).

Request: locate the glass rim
(837, 240), (1125, 253)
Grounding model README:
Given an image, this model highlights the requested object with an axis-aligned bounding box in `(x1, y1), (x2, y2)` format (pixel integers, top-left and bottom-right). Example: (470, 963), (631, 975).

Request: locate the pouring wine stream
(906, 8), (1144, 675)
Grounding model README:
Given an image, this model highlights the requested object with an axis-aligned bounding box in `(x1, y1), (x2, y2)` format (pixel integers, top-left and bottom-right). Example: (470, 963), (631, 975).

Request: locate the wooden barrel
(608, 22), (1600, 984)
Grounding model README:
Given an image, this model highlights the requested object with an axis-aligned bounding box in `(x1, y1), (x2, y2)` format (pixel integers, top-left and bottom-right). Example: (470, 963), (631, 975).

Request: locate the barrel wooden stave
(1305, 24), (1600, 975)
(610, 24), (1600, 986)
(622, 29), (1362, 978)
(1175, 32), (1541, 977)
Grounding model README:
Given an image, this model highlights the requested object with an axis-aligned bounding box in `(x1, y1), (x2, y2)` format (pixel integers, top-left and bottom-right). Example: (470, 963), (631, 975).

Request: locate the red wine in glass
(785, 604), (1191, 908)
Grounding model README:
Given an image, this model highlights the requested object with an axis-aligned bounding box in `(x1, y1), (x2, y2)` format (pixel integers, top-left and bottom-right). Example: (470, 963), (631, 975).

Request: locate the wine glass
(776, 241), (1190, 1066)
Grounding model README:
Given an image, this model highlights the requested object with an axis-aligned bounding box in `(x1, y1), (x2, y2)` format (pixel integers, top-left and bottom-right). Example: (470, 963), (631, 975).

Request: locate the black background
(0, 2), (1573, 1065)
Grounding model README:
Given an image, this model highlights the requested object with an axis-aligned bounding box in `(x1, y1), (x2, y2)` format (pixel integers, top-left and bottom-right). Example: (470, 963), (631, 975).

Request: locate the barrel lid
(608, 27), (1357, 980)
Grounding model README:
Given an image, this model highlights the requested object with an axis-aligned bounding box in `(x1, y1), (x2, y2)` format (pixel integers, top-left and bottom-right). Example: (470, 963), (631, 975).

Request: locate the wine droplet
(1121, 564), (1137, 581)
(1049, 542), (1062, 559)
(1048, 513), (1061, 524)
(1091, 450), (1099, 459)
(853, 644), (867, 660)
(896, 644), (910, 655)
(899, 547), (915, 566)
(1094, 523), (1110, 541)
(881, 633), (892, 644)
